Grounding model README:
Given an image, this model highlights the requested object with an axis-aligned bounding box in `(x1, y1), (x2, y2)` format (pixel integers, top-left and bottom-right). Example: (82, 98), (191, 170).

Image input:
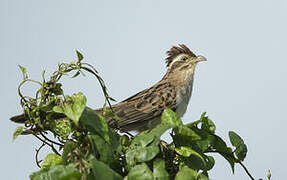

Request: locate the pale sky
(1, 0), (286, 179)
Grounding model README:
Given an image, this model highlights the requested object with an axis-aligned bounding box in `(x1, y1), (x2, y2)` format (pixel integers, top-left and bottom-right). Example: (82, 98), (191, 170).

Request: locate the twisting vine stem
(39, 132), (64, 147)
(206, 150), (255, 180)
(32, 133), (60, 156)
(16, 51), (115, 170)
(35, 143), (46, 168)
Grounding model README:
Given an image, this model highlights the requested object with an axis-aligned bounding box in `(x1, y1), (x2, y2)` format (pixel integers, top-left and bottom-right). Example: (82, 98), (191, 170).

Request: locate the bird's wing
(98, 81), (177, 131)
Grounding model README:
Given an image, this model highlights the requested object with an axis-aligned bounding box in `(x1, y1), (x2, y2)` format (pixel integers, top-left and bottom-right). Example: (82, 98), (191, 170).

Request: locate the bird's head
(165, 44), (206, 73)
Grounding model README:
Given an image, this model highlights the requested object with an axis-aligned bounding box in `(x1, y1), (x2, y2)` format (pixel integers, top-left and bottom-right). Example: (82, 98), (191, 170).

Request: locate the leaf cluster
(12, 52), (253, 180)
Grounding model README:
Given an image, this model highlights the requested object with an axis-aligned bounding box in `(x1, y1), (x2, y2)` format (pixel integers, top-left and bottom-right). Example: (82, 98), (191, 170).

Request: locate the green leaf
(221, 153), (235, 173)
(130, 130), (155, 147)
(176, 126), (201, 140)
(125, 124), (169, 169)
(80, 107), (110, 143)
(197, 173), (210, 180)
(153, 158), (169, 180)
(175, 166), (197, 180)
(30, 164), (81, 180)
(200, 112), (207, 120)
(131, 123), (169, 147)
(171, 126), (202, 151)
(182, 155), (205, 171)
(186, 120), (202, 128)
(126, 163), (153, 180)
(13, 126), (23, 141)
(175, 147), (206, 166)
(235, 143), (247, 161)
(148, 123), (170, 146)
(18, 65), (28, 79)
(228, 131), (244, 148)
(76, 50), (83, 61)
(89, 156), (122, 180)
(204, 155), (215, 170)
(41, 154), (62, 169)
(208, 134), (235, 172)
(196, 138), (212, 153)
(53, 92), (86, 126)
(135, 146), (159, 162)
(120, 135), (130, 146)
(108, 128), (121, 151)
(229, 131), (247, 161)
(126, 146), (159, 167)
(52, 106), (62, 113)
(212, 135), (230, 153)
(88, 134), (113, 164)
(201, 114), (216, 134)
(161, 109), (182, 128)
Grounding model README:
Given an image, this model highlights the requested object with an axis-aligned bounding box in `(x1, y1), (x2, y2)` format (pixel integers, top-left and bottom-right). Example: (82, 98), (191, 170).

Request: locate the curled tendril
(35, 143), (45, 168)
(17, 53), (115, 168)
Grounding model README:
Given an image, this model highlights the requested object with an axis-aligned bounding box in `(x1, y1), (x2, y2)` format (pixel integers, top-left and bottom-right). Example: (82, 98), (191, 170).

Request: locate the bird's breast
(175, 71), (194, 117)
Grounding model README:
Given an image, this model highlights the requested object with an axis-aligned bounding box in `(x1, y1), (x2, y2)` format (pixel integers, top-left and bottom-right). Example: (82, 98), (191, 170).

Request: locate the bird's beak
(195, 55), (207, 63)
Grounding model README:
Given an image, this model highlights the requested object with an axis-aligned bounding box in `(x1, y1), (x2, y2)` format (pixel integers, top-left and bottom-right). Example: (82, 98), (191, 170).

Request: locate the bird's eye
(182, 56), (188, 61)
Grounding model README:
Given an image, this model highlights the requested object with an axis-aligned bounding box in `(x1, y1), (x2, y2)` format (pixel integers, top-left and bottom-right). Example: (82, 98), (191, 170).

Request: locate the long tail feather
(10, 114), (28, 123)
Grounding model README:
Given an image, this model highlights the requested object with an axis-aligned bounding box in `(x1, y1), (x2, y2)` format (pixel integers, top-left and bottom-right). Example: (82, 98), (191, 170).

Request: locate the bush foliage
(11, 52), (255, 180)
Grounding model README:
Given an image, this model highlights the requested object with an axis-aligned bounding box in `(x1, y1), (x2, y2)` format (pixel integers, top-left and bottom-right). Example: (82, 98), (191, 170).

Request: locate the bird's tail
(10, 108), (110, 124)
(10, 114), (28, 123)
(10, 113), (67, 123)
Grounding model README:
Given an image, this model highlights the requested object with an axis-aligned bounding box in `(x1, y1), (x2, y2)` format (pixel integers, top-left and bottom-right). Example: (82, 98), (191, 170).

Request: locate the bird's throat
(175, 67), (195, 117)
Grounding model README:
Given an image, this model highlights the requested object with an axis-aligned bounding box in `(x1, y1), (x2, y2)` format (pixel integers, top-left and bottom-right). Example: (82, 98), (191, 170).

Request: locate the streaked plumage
(97, 44), (206, 132)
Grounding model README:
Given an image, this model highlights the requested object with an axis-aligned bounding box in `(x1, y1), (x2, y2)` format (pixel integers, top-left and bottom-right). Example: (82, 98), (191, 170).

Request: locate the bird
(97, 44), (206, 132)
(10, 44), (206, 132)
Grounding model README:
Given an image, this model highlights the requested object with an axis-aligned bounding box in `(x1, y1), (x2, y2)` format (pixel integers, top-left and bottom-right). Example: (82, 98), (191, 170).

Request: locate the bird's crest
(165, 44), (196, 67)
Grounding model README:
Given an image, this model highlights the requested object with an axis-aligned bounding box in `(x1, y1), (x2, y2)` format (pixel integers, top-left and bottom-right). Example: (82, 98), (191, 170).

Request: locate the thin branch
(35, 143), (45, 168)
(81, 66), (114, 110)
(206, 150), (255, 180)
(32, 133), (60, 155)
(238, 161), (255, 180)
(39, 132), (64, 147)
(33, 133), (49, 145)
(18, 79), (42, 103)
